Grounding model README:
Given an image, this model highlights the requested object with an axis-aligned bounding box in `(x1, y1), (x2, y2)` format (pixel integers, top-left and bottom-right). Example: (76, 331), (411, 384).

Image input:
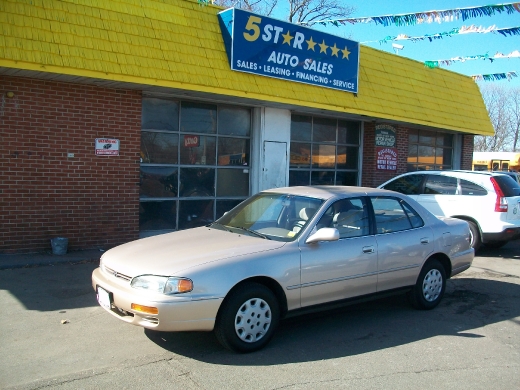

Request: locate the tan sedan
(92, 186), (473, 352)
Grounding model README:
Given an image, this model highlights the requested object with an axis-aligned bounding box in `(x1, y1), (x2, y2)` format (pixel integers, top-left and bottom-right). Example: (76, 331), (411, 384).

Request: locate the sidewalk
(0, 248), (103, 270)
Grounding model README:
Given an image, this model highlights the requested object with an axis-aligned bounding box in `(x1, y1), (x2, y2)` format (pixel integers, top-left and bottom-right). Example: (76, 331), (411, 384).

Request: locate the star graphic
(331, 43), (340, 57)
(341, 46), (351, 60)
(282, 31), (294, 45)
(318, 40), (329, 54)
(306, 36), (317, 51)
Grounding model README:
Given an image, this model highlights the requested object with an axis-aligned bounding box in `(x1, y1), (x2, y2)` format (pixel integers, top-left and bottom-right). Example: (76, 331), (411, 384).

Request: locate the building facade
(0, 0), (493, 253)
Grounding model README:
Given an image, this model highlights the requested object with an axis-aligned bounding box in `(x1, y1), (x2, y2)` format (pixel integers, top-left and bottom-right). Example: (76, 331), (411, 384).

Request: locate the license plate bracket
(97, 286), (112, 310)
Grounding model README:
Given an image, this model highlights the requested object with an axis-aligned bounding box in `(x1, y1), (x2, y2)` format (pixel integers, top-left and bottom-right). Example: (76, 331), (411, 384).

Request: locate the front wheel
(408, 259), (446, 310)
(214, 282), (279, 353)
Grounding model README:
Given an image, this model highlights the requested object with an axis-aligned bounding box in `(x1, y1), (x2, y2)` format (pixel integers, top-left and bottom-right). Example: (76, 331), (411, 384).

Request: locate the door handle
(420, 238), (430, 244)
(362, 246), (375, 254)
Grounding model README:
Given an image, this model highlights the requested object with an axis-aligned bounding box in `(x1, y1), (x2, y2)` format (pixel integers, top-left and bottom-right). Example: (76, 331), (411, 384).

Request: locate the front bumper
(92, 267), (222, 332)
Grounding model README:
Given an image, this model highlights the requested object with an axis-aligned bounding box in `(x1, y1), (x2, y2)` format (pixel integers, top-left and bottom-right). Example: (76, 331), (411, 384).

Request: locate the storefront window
(289, 115), (360, 186)
(140, 98), (251, 234)
(407, 129), (454, 171)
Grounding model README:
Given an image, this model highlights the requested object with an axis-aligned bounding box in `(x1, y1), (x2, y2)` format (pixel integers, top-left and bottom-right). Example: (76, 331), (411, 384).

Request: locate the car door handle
(420, 238), (430, 244)
(362, 246), (375, 254)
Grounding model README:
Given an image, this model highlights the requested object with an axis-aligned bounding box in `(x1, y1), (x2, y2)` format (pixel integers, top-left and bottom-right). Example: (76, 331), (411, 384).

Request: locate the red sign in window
(184, 135), (200, 148)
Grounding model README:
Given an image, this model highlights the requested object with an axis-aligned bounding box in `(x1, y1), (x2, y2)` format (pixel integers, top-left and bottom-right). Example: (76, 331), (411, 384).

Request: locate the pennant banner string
(472, 71), (518, 81)
(301, 2), (520, 27)
(361, 25), (520, 44)
(424, 50), (520, 68)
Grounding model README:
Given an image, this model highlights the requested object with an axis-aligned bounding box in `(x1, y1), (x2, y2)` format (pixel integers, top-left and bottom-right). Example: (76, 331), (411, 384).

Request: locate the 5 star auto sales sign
(218, 8), (359, 93)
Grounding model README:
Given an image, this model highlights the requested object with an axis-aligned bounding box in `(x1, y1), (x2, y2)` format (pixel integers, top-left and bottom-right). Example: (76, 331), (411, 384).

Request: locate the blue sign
(218, 8), (359, 94)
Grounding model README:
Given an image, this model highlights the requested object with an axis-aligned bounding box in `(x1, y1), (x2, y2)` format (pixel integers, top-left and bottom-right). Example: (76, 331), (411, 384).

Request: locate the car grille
(103, 265), (132, 282)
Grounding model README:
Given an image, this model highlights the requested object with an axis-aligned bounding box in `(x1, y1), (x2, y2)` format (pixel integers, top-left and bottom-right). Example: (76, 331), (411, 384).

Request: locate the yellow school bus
(473, 152), (520, 172)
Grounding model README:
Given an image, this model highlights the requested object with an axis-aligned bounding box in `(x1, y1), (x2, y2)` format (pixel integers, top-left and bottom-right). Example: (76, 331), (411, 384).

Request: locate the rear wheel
(408, 259), (446, 310)
(467, 221), (481, 252)
(214, 282), (279, 353)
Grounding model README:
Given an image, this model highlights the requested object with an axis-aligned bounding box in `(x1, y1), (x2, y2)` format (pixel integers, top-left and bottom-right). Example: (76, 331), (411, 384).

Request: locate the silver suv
(379, 170), (520, 250)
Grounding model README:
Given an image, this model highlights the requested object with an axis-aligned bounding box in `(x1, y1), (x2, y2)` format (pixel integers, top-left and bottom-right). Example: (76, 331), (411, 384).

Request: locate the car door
(299, 197), (378, 307)
(370, 196), (434, 292)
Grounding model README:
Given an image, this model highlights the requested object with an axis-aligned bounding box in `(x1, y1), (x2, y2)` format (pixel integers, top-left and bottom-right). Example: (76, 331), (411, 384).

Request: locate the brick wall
(361, 122), (409, 187)
(0, 76), (141, 253)
(461, 134), (474, 170)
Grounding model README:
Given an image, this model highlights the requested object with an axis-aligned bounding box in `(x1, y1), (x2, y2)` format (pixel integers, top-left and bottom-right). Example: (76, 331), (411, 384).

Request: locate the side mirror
(305, 228), (339, 244)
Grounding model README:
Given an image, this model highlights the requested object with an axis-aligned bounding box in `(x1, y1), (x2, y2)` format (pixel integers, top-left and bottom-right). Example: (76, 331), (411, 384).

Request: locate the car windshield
(212, 192), (324, 242)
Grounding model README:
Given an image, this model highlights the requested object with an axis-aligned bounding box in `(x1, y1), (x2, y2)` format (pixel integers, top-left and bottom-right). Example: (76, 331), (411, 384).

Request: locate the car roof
(384, 170), (517, 179)
(261, 185), (392, 200)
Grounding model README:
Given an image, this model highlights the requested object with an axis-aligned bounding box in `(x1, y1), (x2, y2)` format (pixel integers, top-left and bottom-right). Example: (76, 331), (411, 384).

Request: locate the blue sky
(284, 0), (520, 88)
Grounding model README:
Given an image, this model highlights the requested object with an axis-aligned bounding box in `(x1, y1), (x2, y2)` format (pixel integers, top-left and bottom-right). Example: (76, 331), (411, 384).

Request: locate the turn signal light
(131, 303), (159, 314)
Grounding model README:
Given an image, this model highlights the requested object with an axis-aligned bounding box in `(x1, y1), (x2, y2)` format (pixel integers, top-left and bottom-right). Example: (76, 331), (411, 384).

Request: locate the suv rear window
(460, 179), (487, 196)
(493, 175), (520, 197)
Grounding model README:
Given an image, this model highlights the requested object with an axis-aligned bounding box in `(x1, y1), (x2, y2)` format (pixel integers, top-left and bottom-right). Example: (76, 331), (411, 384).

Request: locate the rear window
(460, 179), (487, 196)
(493, 175), (520, 197)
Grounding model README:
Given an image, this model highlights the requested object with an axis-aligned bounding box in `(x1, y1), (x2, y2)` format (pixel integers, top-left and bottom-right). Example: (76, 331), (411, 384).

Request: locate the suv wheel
(467, 221), (481, 251)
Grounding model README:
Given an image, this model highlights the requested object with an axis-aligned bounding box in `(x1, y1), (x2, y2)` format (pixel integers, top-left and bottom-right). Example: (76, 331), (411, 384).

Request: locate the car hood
(100, 227), (286, 277)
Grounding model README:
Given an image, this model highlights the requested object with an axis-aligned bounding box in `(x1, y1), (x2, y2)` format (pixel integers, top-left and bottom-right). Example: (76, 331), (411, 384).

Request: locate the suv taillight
(490, 177), (508, 212)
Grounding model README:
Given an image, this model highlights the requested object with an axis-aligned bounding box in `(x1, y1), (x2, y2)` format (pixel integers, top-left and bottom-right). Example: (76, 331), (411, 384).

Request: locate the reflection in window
(291, 115), (312, 141)
(289, 170), (310, 186)
(382, 174), (425, 195)
(141, 132), (179, 164)
(140, 98), (252, 234)
(180, 135), (216, 165)
(290, 143), (311, 168)
(313, 117), (336, 143)
(424, 175), (457, 195)
(217, 169), (249, 196)
(218, 106), (251, 136)
(290, 114), (360, 186)
(408, 129), (454, 171)
(178, 200), (214, 230)
(218, 138), (249, 166)
(371, 197), (421, 234)
(140, 167), (178, 198)
(181, 101), (217, 134)
(139, 200), (177, 231)
(179, 168), (215, 197)
(311, 171), (335, 185)
(312, 144), (336, 168)
(142, 98), (179, 131)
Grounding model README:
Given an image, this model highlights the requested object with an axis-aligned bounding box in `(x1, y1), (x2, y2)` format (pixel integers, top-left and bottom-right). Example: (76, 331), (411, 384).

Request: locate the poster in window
(376, 147), (398, 170)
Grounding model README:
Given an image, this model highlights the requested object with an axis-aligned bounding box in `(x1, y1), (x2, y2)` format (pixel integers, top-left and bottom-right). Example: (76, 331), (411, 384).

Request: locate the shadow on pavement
(145, 276), (520, 365)
(0, 262), (99, 311)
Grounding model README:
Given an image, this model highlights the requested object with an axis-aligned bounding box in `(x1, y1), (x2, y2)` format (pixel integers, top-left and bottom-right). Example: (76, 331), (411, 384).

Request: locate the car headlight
(130, 275), (193, 295)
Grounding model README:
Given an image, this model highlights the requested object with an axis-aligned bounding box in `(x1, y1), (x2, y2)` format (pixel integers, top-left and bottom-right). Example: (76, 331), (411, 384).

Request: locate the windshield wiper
(232, 226), (271, 240)
(208, 222), (232, 232)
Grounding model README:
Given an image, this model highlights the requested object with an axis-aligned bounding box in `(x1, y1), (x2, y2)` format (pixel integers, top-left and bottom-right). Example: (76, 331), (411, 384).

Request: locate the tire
(214, 282), (279, 353)
(467, 221), (481, 252)
(408, 259), (446, 310)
